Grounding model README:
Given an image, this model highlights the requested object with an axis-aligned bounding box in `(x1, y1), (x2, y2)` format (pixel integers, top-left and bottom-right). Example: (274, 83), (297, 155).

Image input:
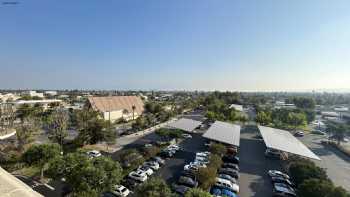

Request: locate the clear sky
(1, 0), (350, 91)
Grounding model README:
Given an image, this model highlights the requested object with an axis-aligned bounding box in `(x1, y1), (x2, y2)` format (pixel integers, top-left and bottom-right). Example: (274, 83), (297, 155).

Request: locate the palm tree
(132, 105), (136, 120)
(122, 109), (129, 120)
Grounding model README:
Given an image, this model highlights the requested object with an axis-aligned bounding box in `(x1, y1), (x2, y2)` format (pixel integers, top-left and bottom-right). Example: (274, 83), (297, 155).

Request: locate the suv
(87, 150), (102, 158)
(215, 178), (239, 193)
(273, 183), (296, 197)
(268, 170), (290, 180)
(128, 170), (148, 182)
(178, 176), (198, 188)
(271, 176), (295, 188)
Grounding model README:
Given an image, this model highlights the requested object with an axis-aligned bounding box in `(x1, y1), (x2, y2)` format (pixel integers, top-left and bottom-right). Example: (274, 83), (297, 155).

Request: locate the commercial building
(22, 91), (44, 98)
(87, 96), (144, 122)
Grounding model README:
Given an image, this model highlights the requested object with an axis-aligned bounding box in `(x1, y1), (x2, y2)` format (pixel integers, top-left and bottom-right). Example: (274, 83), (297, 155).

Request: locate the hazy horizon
(1, 1), (350, 91)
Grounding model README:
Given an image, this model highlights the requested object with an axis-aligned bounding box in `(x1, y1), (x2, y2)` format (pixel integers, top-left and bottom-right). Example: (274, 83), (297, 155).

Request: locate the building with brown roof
(87, 96), (144, 122)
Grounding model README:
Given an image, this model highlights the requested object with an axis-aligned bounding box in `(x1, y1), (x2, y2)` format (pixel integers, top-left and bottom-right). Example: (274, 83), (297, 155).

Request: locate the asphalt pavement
(300, 134), (350, 192)
(238, 130), (282, 197)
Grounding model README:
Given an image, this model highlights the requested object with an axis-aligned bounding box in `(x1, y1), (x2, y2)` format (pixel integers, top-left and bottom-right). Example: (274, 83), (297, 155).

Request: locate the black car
(159, 150), (174, 158)
(222, 163), (239, 171)
(178, 176), (198, 188)
(222, 155), (239, 164)
(271, 176), (295, 188)
(219, 168), (239, 179)
(182, 170), (196, 180)
(173, 184), (191, 195)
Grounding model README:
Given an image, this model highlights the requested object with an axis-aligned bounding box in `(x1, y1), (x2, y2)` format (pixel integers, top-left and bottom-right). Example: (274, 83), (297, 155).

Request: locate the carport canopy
(258, 125), (320, 160)
(167, 118), (202, 132)
(203, 121), (241, 146)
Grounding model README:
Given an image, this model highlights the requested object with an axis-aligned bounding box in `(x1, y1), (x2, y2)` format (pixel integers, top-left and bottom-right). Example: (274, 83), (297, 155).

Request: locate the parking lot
(300, 134), (350, 192)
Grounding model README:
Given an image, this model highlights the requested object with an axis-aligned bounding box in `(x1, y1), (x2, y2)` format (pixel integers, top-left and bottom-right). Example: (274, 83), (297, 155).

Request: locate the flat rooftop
(258, 125), (320, 160)
(167, 118), (202, 132)
(203, 121), (241, 146)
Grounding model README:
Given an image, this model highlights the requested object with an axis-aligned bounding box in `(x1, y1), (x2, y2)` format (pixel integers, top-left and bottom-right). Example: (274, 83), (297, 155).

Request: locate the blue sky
(1, 0), (350, 91)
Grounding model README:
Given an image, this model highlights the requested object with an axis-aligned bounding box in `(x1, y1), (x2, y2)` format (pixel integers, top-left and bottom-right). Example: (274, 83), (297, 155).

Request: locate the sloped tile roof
(87, 96), (144, 115)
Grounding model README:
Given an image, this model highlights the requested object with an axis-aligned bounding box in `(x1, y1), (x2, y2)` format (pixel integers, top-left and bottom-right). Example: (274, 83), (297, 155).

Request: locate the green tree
(132, 105), (136, 120)
(22, 143), (61, 180)
(287, 112), (307, 130)
(185, 188), (211, 197)
(288, 159), (328, 186)
(15, 117), (40, 151)
(256, 111), (271, 126)
(47, 109), (69, 149)
(135, 177), (173, 197)
(75, 109), (108, 145)
(208, 154), (223, 169)
(47, 153), (123, 196)
(196, 167), (217, 190)
(297, 178), (334, 197)
(209, 143), (226, 156)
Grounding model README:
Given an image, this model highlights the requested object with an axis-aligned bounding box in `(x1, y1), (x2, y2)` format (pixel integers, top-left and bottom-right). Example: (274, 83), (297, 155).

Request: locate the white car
(87, 150), (102, 158)
(112, 185), (130, 197)
(196, 152), (210, 158)
(215, 178), (239, 193)
(268, 170), (290, 179)
(343, 138), (349, 143)
(138, 166), (154, 176)
(195, 156), (209, 164)
(184, 162), (206, 171)
(182, 134), (192, 138)
(128, 170), (147, 182)
(143, 161), (160, 170)
(167, 145), (180, 151)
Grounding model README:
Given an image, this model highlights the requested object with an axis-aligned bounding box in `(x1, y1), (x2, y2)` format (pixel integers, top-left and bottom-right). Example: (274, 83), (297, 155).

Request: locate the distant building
(44, 91), (57, 96)
(87, 96), (144, 122)
(12, 99), (62, 110)
(229, 104), (243, 112)
(22, 91), (44, 98)
(334, 107), (349, 112)
(274, 101), (295, 109)
(0, 93), (20, 102)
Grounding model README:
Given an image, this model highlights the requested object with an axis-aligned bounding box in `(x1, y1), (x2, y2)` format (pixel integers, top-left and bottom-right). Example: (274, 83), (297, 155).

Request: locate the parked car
(219, 168), (239, 179)
(138, 166), (154, 176)
(150, 156), (165, 165)
(218, 174), (238, 184)
(112, 185), (130, 197)
(144, 143), (153, 148)
(271, 176), (295, 188)
(86, 150), (102, 158)
(143, 161), (160, 170)
(194, 156), (209, 164)
(265, 148), (282, 159)
(268, 170), (290, 180)
(182, 134), (192, 138)
(128, 170), (147, 182)
(215, 178), (239, 193)
(294, 131), (304, 137)
(178, 176), (198, 188)
(222, 155), (239, 164)
(173, 184), (191, 195)
(273, 183), (296, 197)
(184, 163), (200, 172)
(196, 152), (210, 158)
(167, 144), (181, 151)
(210, 186), (237, 197)
(222, 163), (239, 171)
(159, 150), (175, 158)
(182, 170), (196, 180)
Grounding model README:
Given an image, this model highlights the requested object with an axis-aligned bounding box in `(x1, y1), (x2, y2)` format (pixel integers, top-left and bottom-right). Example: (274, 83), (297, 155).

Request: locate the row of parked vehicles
(173, 151), (211, 195)
(210, 154), (240, 197)
(268, 170), (297, 197)
(103, 144), (182, 197)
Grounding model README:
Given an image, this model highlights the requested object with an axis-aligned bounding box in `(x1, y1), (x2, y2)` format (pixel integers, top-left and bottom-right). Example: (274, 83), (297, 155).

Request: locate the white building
(23, 91), (44, 98)
(87, 96), (144, 122)
(0, 93), (20, 102)
(44, 91), (57, 96)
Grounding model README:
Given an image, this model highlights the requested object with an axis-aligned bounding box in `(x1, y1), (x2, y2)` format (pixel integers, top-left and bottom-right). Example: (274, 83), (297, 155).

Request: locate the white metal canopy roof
(203, 121), (241, 146)
(258, 125), (320, 160)
(167, 118), (202, 132)
(0, 167), (43, 197)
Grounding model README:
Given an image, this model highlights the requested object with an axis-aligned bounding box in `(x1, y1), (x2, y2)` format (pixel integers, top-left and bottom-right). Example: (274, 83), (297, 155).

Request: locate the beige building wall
(102, 110), (140, 122)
